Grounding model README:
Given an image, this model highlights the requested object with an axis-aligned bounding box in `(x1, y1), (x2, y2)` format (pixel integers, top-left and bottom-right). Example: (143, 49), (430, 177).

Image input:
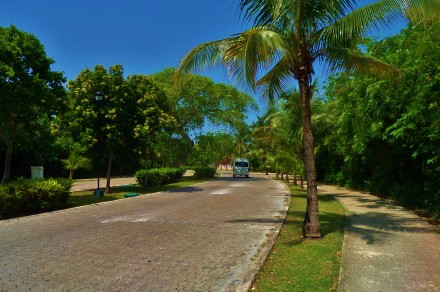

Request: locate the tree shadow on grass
(282, 193), (347, 246)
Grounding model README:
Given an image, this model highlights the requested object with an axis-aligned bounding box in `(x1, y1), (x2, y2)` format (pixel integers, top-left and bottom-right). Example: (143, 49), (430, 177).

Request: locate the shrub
(135, 167), (185, 186)
(193, 167), (216, 179)
(0, 178), (73, 219)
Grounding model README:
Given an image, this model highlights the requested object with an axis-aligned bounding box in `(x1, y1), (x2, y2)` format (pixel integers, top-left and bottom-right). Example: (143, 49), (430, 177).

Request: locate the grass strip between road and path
(68, 176), (211, 208)
(252, 184), (347, 292)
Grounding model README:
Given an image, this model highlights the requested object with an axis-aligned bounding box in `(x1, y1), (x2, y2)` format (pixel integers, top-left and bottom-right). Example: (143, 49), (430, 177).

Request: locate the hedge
(135, 167), (185, 186)
(0, 178), (73, 219)
(193, 167), (216, 179)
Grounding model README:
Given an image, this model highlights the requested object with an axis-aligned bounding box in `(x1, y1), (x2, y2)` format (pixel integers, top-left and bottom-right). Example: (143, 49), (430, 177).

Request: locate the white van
(233, 158), (249, 178)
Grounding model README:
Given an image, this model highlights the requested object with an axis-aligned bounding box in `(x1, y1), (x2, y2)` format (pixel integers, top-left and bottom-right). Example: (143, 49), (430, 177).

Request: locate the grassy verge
(68, 176), (210, 208)
(252, 184), (347, 291)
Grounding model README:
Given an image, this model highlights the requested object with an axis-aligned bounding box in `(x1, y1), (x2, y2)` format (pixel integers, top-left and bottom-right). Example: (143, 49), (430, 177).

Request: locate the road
(0, 172), (289, 291)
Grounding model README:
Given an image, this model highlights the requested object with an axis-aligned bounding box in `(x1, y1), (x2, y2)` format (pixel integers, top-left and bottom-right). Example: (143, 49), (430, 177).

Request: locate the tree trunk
(299, 74), (322, 238)
(293, 171), (298, 185)
(105, 149), (113, 193)
(2, 142), (13, 184)
(1, 117), (18, 184)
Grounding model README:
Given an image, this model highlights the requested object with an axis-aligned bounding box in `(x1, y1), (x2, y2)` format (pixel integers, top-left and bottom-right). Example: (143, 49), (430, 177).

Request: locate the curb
(231, 180), (291, 291)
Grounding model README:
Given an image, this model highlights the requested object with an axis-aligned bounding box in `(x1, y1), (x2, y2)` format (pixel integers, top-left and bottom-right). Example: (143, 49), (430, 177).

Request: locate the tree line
(242, 23), (440, 216)
(0, 25), (256, 192)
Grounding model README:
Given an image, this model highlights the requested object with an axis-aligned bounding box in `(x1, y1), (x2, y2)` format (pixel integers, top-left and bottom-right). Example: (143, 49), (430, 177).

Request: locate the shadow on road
(226, 218), (285, 224)
(167, 186), (204, 193)
(215, 176), (267, 182)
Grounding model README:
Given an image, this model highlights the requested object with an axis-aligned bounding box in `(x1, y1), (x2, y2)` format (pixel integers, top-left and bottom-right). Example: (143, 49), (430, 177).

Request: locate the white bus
(233, 158), (249, 178)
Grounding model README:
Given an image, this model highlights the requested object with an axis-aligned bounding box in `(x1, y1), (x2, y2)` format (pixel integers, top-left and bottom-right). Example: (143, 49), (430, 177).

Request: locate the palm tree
(175, 0), (439, 237)
(61, 152), (92, 179)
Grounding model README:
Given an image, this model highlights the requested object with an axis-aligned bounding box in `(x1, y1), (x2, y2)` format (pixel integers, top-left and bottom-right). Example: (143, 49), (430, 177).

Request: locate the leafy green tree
(175, 0), (439, 237)
(189, 132), (235, 167)
(152, 132), (192, 167)
(150, 68), (257, 146)
(60, 65), (174, 192)
(0, 25), (66, 183)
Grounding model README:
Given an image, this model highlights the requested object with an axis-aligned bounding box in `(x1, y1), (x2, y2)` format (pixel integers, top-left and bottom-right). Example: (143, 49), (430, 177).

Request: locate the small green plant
(61, 152), (92, 179)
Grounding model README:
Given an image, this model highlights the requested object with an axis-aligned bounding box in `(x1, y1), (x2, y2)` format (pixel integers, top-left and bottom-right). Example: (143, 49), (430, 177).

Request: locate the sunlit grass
(252, 184), (347, 292)
(67, 177), (211, 208)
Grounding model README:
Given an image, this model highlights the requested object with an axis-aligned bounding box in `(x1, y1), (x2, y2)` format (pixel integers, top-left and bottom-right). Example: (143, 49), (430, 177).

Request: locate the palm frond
(238, 0), (284, 25)
(321, 0), (440, 48)
(222, 27), (287, 90)
(325, 47), (401, 76)
(255, 55), (296, 102)
(174, 39), (226, 90)
(404, 0), (440, 23)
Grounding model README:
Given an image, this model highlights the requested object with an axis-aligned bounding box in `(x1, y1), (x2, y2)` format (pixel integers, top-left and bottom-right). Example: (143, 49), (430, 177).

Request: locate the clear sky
(0, 0), (248, 82)
(1, 0), (407, 123)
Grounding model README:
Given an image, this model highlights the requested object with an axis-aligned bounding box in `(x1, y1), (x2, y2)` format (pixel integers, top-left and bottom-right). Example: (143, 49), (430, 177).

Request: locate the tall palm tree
(175, 0), (439, 237)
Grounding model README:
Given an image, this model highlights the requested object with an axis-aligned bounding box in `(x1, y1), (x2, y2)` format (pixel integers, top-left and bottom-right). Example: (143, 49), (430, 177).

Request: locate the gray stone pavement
(319, 185), (440, 292)
(0, 172), (289, 291)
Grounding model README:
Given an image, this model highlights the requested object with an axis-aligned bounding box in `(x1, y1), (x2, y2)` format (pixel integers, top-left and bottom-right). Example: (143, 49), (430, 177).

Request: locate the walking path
(319, 185), (440, 292)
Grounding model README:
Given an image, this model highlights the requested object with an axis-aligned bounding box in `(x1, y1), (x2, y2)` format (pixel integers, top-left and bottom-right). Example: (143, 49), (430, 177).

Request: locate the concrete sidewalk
(319, 185), (440, 292)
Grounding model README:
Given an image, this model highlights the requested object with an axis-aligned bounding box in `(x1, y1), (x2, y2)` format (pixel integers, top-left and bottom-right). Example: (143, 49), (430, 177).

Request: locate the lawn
(252, 184), (347, 291)
(68, 176), (210, 208)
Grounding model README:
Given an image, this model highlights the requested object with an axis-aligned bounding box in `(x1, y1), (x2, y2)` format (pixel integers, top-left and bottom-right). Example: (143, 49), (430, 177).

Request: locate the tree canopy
(320, 23), (440, 213)
(150, 67), (257, 144)
(0, 25), (66, 183)
(59, 64), (175, 192)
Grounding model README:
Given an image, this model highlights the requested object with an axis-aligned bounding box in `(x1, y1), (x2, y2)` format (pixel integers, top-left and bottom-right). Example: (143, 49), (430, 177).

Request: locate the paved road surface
(319, 185), (440, 292)
(0, 173), (289, 291)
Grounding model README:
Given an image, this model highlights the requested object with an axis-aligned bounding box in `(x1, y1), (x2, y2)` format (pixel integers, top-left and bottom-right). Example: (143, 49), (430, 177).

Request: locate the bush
(135, 167), (185, 186)
(0, 178), (73, 219)
(193, 167), (216, 179)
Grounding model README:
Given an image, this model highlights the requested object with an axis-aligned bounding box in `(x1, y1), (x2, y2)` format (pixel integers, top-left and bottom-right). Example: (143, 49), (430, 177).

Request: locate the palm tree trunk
(299, 74), (322, 238)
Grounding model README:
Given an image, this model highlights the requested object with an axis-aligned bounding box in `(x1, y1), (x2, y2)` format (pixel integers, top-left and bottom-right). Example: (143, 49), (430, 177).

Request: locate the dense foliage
(134, 167), (185, 186)
(319, 24), (440, 213)
(0, 25), (66, 183)
(58, 65), (175, 192)
(193, 167), (217, 179)
(0, 178), (73, 218)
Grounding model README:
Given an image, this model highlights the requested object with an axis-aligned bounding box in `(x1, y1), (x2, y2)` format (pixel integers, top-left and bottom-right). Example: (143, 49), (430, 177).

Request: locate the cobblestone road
(0, 173), (289, 291)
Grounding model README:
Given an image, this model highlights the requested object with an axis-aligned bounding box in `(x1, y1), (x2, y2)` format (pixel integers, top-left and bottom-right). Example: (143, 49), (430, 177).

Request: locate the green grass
(67, 176), (210, 208)
(252, 184), (347, 292)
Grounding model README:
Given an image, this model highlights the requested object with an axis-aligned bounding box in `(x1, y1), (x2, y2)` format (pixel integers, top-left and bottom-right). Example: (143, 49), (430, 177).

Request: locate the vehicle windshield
(234, 161), (248, 167)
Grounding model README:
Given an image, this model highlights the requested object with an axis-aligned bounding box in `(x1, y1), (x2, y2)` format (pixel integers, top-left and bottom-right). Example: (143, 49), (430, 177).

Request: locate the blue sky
(1, 0), (407, 124)
(0, 0), (247, 82)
